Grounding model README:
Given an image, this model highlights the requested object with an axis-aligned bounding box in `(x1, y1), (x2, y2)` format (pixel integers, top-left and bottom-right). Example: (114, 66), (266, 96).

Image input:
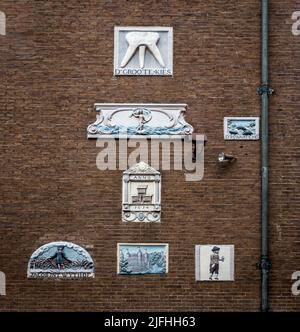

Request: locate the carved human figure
(130, 108), (152, 133)
(50, 246), (72, 270)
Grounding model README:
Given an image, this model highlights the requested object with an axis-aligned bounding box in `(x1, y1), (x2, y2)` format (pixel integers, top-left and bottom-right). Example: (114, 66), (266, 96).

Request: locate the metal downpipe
(257, 0), (273, 312)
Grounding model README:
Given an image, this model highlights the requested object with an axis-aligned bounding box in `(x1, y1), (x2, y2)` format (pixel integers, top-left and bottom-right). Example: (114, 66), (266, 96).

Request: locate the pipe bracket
(257, 255), (272, 271)
(257, 85), (274, 96)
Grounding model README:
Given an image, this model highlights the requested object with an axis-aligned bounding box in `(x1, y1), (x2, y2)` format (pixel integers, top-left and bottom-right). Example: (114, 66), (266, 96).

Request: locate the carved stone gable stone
(122, 162), (161, 222)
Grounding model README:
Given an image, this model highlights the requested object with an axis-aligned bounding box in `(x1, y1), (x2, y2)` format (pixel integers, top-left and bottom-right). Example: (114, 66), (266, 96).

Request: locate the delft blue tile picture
(27, 241), (94, 279)
(224, 117), (259, 140)
(118, 243), (168, 275)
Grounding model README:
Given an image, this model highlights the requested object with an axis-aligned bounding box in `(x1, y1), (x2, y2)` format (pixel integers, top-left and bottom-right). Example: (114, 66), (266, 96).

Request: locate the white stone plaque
(122, 162), (161, 222)
(87, 103), (193, 138)
(114, 26), (173, 76)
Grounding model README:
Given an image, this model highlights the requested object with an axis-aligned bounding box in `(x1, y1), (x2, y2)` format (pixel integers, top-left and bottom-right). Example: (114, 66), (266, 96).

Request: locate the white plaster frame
(87, 103), (193, 138)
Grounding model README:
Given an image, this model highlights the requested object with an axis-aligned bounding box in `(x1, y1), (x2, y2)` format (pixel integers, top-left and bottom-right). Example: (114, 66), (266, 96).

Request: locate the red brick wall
(268, 0), (300, 311)
(0, 0), (299, 311)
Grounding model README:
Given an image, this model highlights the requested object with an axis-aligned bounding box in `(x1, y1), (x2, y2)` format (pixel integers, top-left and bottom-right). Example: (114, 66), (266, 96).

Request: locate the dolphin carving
(121, 31), (165, 68)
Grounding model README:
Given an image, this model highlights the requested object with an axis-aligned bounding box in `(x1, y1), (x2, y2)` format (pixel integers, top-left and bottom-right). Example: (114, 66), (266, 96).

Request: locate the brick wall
(0, 0), (299, 311)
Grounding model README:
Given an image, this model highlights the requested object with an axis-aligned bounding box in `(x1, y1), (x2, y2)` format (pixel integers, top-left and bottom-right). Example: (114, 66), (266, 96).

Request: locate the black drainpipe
(257, 0), (273, 312)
